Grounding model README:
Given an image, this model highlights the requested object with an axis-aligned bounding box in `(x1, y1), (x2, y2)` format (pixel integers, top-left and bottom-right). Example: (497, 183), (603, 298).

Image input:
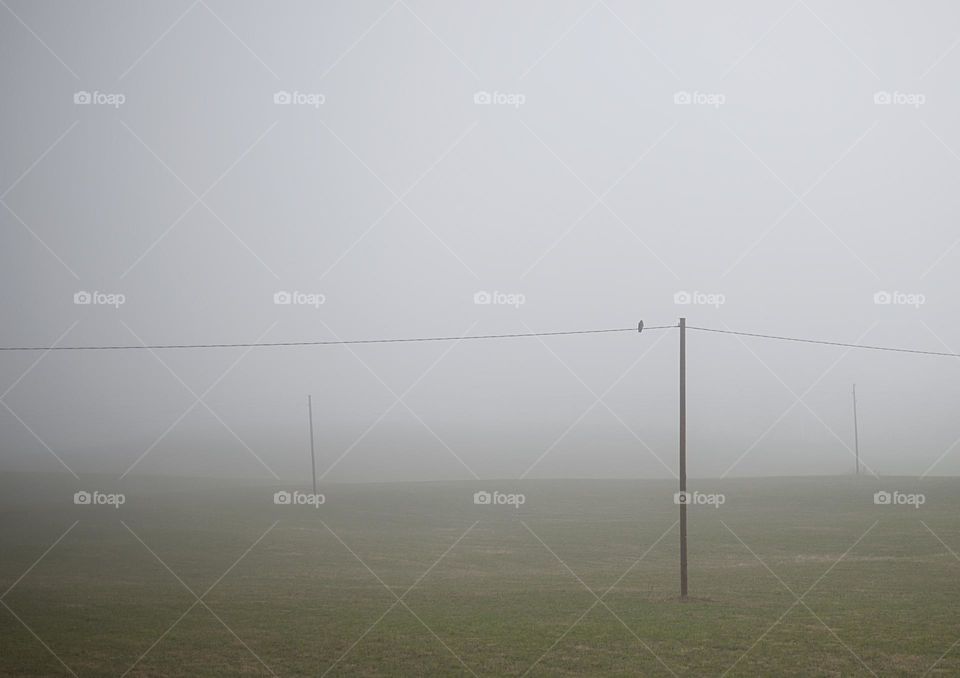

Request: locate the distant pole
(679, 317), (688, 599)
(852, 384), (860, 475)
(308, 395), (317, 494)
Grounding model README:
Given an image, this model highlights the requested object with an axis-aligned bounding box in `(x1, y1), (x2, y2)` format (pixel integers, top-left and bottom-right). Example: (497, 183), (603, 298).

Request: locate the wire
(0, 324), (676, 352)
(687, 325), (960, 359)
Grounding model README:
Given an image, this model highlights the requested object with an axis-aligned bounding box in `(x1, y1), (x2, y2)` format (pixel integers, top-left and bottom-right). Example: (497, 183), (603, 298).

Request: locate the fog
(2, 1), (960, 482)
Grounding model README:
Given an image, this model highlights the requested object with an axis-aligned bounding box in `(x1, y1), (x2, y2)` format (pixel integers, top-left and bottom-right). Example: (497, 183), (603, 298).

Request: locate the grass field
(1, 473), (959, 676)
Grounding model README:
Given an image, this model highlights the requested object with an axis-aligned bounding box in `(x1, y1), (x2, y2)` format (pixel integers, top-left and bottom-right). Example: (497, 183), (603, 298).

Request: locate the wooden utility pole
(308, 395), (317, 494)
(852, 384), (860, 475)
(679, 317), (688, 599)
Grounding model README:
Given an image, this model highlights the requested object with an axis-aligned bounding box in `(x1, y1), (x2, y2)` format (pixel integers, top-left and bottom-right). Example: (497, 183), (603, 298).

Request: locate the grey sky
(2, 1), (960, 482)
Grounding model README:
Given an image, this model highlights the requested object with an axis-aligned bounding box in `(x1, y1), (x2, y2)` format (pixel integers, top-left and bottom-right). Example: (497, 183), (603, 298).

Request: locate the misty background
(2, 0), (960, 482)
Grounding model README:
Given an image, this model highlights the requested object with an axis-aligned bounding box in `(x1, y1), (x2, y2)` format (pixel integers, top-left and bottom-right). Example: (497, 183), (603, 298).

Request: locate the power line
(687, 325), (960, 359)
(0, 324), (675, 352)
(4, 322), (958, 357)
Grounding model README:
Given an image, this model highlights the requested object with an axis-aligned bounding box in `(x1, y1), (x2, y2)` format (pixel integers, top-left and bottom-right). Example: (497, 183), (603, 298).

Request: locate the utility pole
(308, 395), (317, 495)
(852, 384), (860, 475)
(679, 317), (687, 600)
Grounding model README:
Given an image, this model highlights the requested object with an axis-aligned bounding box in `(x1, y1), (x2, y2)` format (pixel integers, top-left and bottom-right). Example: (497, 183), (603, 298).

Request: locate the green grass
(1, 474), (959, 676)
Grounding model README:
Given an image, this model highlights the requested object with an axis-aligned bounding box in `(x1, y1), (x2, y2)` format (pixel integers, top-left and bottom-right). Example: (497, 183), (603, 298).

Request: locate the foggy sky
(2, 0), (960, 482)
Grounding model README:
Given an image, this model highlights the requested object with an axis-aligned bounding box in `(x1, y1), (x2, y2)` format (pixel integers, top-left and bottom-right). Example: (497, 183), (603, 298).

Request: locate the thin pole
(308, 395), (317, 494)
(852, 384), (860, 475)
(679, 317), (687, 599)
